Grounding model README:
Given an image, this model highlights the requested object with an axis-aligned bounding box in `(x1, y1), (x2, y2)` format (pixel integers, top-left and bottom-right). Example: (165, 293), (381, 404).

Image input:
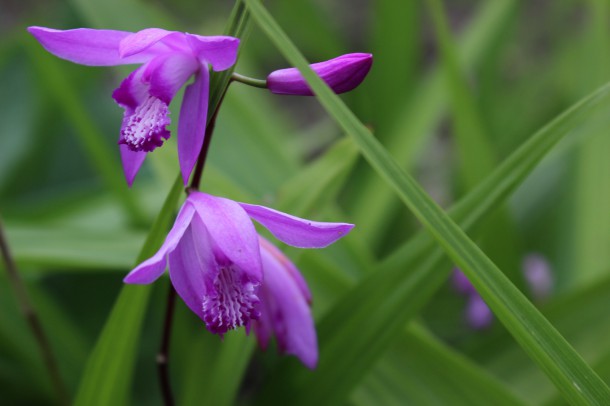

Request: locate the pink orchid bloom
(124, 191), (353, 367)
(28, 26), (240, 185)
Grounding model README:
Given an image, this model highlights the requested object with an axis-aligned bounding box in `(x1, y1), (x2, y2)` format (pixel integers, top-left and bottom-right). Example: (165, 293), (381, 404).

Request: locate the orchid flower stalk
(28, 27), (240, 186)
(124, 191), (353, 368)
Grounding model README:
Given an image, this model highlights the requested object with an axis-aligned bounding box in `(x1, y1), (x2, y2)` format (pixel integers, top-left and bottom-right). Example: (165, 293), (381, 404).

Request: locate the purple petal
(267, 53), (373, 96)
(452, 268), (476, 295)
(259, 237), (311, 302)
(27, 26), (157, 66)
(523, 253), (553, 301)
(465, 295), (493, 330)
(119, 145), (147, 187)
(255, 239), (317, 368)
(114, 61), (173, 154)
(186, 34), (240, 71)
(177, 67), (209, 185)
(188, 192), (262, 280)
(239, 203), (354, 248)
(143, 53), (200, 105)
(168, 216), (214, 322)
(124, 203), (195, 284)
(119, 28), (177, 58)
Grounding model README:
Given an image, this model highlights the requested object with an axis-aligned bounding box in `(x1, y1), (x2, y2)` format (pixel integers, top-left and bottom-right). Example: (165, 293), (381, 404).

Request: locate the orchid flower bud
(267, 53), (373, 96)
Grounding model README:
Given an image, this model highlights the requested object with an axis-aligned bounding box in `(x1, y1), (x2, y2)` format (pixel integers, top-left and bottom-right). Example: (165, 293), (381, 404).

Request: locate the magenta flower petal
(465, 295), (493, 330)
(143, 53), (200, 103)
(123, 203), (195, 284)
(177, 67), (209, 184)
(27, 27), (158, 66)
(186, 34), (240, 71)
(168, 216), (214, 322)
(255, 237), (317, 368)
(267, 53), (373, 96)
(189, 192), (262, 281)
(113, 63), (171, 153)
(119, 28), (177, 58)
(29, 26), (240, 187)
(239, 203), (354, 248)
(119, 145), (147, 187)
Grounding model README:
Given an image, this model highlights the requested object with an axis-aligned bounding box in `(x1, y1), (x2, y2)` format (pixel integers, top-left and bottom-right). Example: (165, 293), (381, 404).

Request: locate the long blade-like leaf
(246, 1), (610, 404)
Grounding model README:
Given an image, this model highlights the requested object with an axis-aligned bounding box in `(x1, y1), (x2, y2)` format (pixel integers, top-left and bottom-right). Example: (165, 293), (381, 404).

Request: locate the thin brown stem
(189, 85), (230, 191)
(157, 81), (232, 406)
(0, 215), (69, 405)
(157, 283), (177, 406)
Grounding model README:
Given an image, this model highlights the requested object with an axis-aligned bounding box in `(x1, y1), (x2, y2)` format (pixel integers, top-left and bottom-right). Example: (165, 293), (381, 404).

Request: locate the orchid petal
(177, 67), (209, 184)
(257, 241), (317, 368)
(119, 28), (176, 58)
(188, 192), (262, 280)
(28, 26), (156, 66)
(143, 53), (200, 104)
(168, 216), (214, 322)
(186, 34), (240, 71)
(119, 145), (147, 187)
(239, 203), (354, 248)
(259, 237), (311, 302)
(124, 203), (195, 284)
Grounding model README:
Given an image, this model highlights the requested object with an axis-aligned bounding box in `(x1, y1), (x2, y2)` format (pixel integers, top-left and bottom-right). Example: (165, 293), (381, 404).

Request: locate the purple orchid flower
(28, 26), (240, 186)
(255, 237), (317, 368)
(267, 53), (373, 96)
(124, 191), (353, 366)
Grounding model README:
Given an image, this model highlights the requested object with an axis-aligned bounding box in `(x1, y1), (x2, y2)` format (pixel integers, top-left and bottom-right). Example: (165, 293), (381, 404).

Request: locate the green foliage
(3, 0), (610, 405)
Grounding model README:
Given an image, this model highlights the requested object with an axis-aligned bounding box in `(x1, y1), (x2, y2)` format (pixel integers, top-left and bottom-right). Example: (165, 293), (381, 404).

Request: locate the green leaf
(6, 225), (144, 270)
(352, 324), (528, 406)
(351, 0), (517, 245)
(426, 0), (523, 287)
(246, 1), (610, 404)
(73, 175), (183, 406)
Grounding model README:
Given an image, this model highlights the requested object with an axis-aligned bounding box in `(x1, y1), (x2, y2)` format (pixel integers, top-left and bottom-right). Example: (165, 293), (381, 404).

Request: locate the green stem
(231, 72), (268, 89)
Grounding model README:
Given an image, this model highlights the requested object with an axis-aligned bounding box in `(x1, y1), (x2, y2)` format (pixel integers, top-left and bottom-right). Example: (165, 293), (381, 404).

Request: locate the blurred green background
(2, 0), (610, 405)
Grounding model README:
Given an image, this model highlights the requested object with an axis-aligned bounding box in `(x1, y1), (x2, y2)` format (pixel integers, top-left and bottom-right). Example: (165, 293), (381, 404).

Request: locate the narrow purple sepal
(119, 28), (176, 58)
(119, 145), (148, 187)
(27, 26), (156, 66)
(124, 203), (195, 283)
(267, 53), (373, 96)
(239, 202), (354, 248)
(178, 67), (209, 185)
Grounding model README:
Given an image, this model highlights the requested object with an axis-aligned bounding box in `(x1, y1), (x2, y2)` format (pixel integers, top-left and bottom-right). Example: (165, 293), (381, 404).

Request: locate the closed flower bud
(267, 53), (373, 96)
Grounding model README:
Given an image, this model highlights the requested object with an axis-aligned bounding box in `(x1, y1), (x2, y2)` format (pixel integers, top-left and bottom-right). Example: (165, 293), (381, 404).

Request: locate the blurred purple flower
(523, 253), (553, 301)
(452, 254), (554, 330)
(451, 267), (476, 295)
(465, 295), (493, 330)
(452, 269), (493, 329)
(267, 53), (373, 96)
(124, 191), (353, 366)
(28, 27), (240, 186)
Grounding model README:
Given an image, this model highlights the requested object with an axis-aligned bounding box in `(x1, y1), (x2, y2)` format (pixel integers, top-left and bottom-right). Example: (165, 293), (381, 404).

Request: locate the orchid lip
(118, 95), (171, 152)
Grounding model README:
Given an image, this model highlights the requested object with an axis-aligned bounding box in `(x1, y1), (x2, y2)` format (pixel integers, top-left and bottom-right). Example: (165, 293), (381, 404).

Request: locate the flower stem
(231, 72), (268, 89)
(157, 283), (177, 406)
(0, 215), (69, 405)
(158, 78), (232, 406)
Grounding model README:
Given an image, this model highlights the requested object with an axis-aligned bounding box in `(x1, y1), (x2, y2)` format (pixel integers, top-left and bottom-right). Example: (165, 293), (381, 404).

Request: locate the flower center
(202, 265), (260, 335)
(119, 96), (171, 152)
